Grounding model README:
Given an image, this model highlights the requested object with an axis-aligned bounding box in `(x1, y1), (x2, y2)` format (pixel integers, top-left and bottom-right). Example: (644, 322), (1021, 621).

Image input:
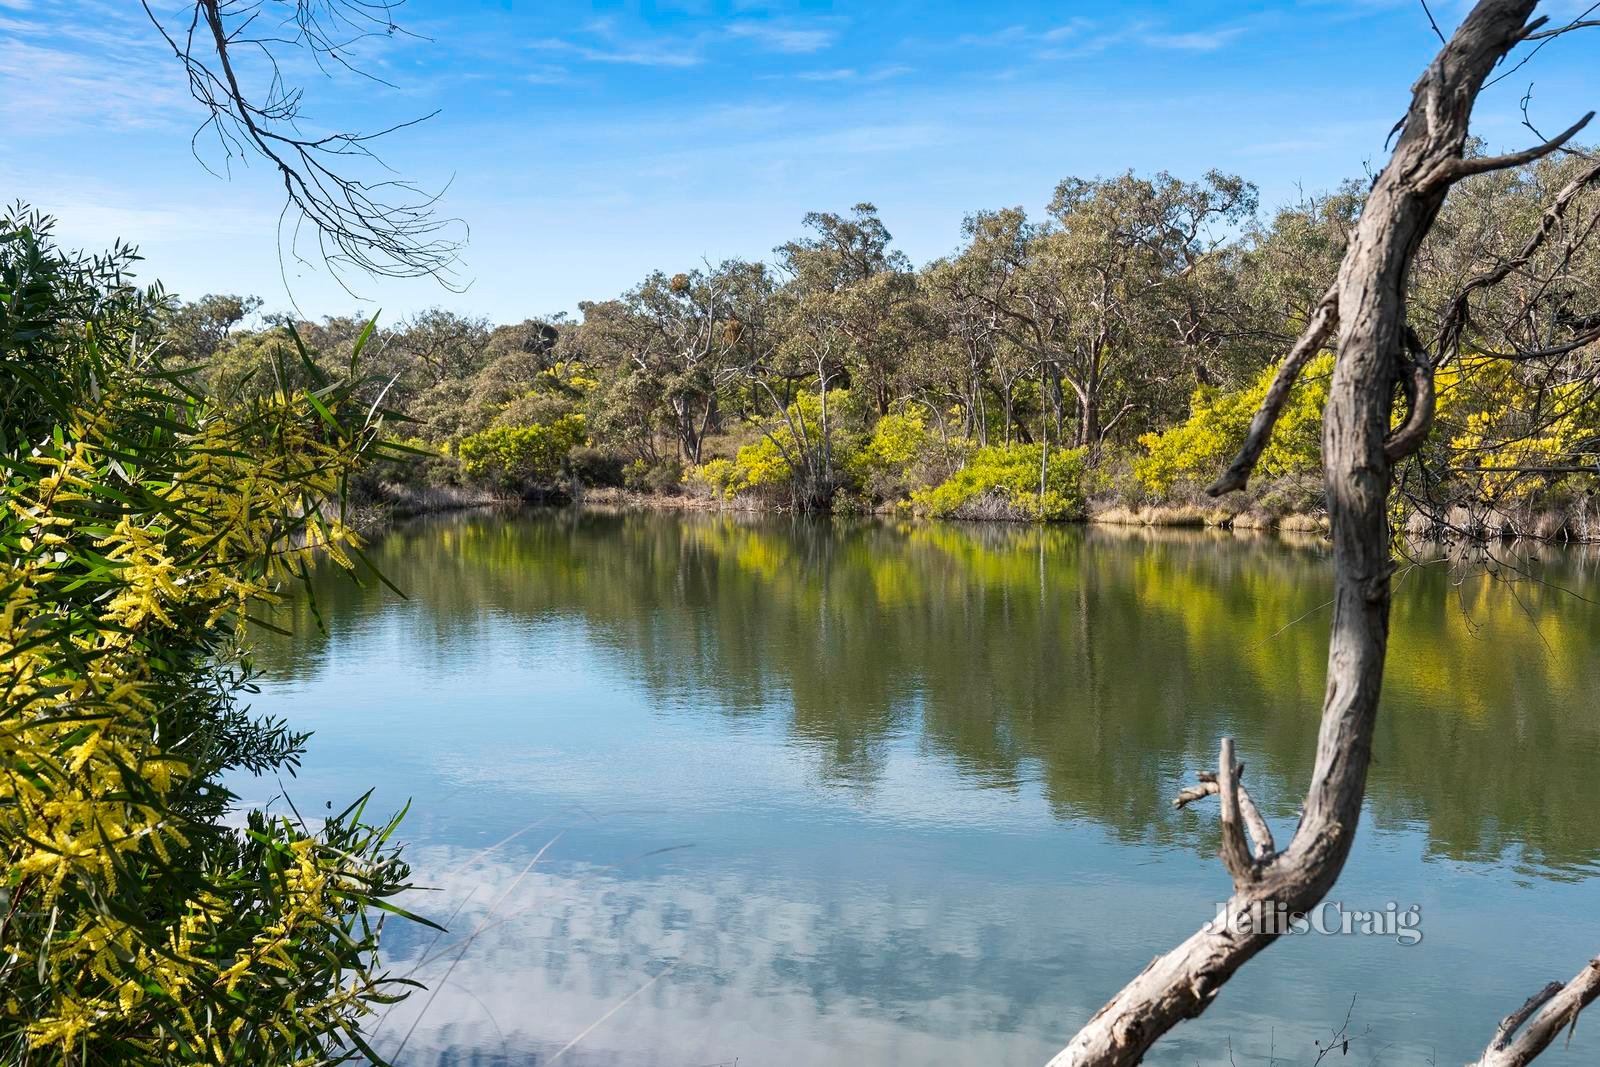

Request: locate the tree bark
(1475, 956), (1600, 1066)
(1048, 4), (1592, 1062)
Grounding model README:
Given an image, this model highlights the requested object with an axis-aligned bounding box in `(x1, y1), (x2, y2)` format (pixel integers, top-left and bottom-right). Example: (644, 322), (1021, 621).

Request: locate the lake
(241, 509), (1600, 1065)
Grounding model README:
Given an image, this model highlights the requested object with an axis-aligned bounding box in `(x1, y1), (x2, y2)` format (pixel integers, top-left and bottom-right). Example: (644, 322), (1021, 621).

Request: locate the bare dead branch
(1234, 782), (1275, 862)
(1173, 757), (1276, 867)
(142, 0), (465, 290)
(1476, 957), (1600, 1066)
(1215, 739), (1257, 886)
(1172, 777), (1219, 810)
(1444, 112), (1595, 182)
(1206, 286), (1339, 496)
(1522, 15), (1600, 40)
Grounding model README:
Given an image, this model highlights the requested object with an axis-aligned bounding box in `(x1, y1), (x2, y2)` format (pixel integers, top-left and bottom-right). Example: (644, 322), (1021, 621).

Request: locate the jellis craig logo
(1207, 900), (1423, 945)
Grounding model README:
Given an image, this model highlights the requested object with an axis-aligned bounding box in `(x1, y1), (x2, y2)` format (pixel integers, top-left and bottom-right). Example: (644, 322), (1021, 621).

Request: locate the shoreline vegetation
(366, 483), (1600, 546)
(162, 153), (1600, 548)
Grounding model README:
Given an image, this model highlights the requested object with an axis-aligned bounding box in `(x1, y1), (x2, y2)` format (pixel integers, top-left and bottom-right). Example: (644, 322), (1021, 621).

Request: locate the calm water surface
(243, 510), (1600, 1065)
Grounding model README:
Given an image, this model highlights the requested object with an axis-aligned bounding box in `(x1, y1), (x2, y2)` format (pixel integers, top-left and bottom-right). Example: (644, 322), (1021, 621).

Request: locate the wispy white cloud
(957, 25), (1029, 47)
(727, 21), (840, 54)
(796, 68), (857, 82)
(954, 16), (1248, 60)
(523, 64), (572, 86)
(1138, 27), (1248, 51)
(866, 65), (914, 81)
(793, 65), (913, 84)
(531, 17), (706, 68)
(530, 36), (703, 68)
(0, 35), (189, 132)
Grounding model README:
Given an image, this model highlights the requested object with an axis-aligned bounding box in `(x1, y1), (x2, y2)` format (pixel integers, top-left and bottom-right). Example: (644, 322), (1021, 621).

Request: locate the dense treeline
(163, 153), (1600, 535)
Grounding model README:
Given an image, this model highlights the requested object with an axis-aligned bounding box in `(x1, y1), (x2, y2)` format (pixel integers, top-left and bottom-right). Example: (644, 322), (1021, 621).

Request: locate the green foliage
(145, 152), (1600, 527)
(912, 442), (1089, 521)
(568, 445), (625, 488)
(1134, 352), (1332, 495)
(689, 390), (855, 503)
(1, 209), (423, 1064)
(622, 457), (684, 494)
(846, 411), (928, 500)
(457, 414), (586, 489)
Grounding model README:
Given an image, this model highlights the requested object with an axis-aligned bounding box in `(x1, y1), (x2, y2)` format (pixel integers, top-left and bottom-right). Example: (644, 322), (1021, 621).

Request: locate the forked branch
(142, 0), (465, 287)
(1476, 957), (1600, 1066)
(1172, 740), (1277, 871)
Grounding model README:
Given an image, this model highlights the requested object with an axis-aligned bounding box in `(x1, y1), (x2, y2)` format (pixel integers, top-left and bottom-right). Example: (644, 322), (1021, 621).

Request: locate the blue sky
(3, 1), (1596, 324)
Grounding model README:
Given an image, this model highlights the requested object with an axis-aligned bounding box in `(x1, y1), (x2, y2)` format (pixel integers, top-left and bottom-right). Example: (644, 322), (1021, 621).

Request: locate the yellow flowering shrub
(1134, 352), (1333, 495)
(1439, 356), (1600, 503)
(1, 210), (427, 1065)
(910, 442), (1089, 522)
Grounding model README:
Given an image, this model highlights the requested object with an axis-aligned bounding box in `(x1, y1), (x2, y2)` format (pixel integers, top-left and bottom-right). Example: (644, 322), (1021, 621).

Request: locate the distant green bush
(569, 445), (625, 487)
(623, 457), (685, 494)
(458, 414), (585, 489)
(912, 442), (1089, 521)
(846, 411), (928, 501)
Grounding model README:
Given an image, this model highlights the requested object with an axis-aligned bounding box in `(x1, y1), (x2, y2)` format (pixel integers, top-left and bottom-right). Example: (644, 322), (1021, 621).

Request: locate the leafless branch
(1445, 112), (1595, 182)
(142, 0), (465, 291)
(1172, 752), (1276, 864)
(1207, 286), (1338, 495)
(1476, 957), (1600, 1066)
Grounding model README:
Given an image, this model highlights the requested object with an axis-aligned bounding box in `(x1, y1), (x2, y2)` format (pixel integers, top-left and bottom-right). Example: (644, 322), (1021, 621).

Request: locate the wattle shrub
(1134, 353), (1332, 495)
(912, 442), (1089, 521)
(458, 414), (586, 489)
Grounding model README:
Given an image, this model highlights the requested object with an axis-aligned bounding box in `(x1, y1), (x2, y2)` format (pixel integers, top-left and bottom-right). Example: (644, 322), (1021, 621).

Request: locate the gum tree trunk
(1048, 3), (1592, 1061)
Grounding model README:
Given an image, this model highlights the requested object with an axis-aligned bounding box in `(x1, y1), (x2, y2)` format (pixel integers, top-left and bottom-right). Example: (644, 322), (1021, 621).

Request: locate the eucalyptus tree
(749, 263), (854, 510)
(777, 204), (919, 417)
(156, 293), (262, 364)
(1237, 184), (1366, 371)
(936, 208), (1050, 444)
(918, 259), (1001, 444)
(390, 308), (493, 389)
(1041, 170), (1257, 450)
(579, 263), (759, 465)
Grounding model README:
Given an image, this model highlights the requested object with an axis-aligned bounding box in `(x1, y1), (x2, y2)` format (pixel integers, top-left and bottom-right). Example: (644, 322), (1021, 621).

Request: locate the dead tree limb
(1476, 957), (1600, 1066)
(1049, 4), (1593, 1062)
(1171, 747), (1276, 865)
(1444, 113), (1593, 182)
(141, 0), (464, 287)
(1206, 286), (1338, 496)
(1216, 739), (1258, 886)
